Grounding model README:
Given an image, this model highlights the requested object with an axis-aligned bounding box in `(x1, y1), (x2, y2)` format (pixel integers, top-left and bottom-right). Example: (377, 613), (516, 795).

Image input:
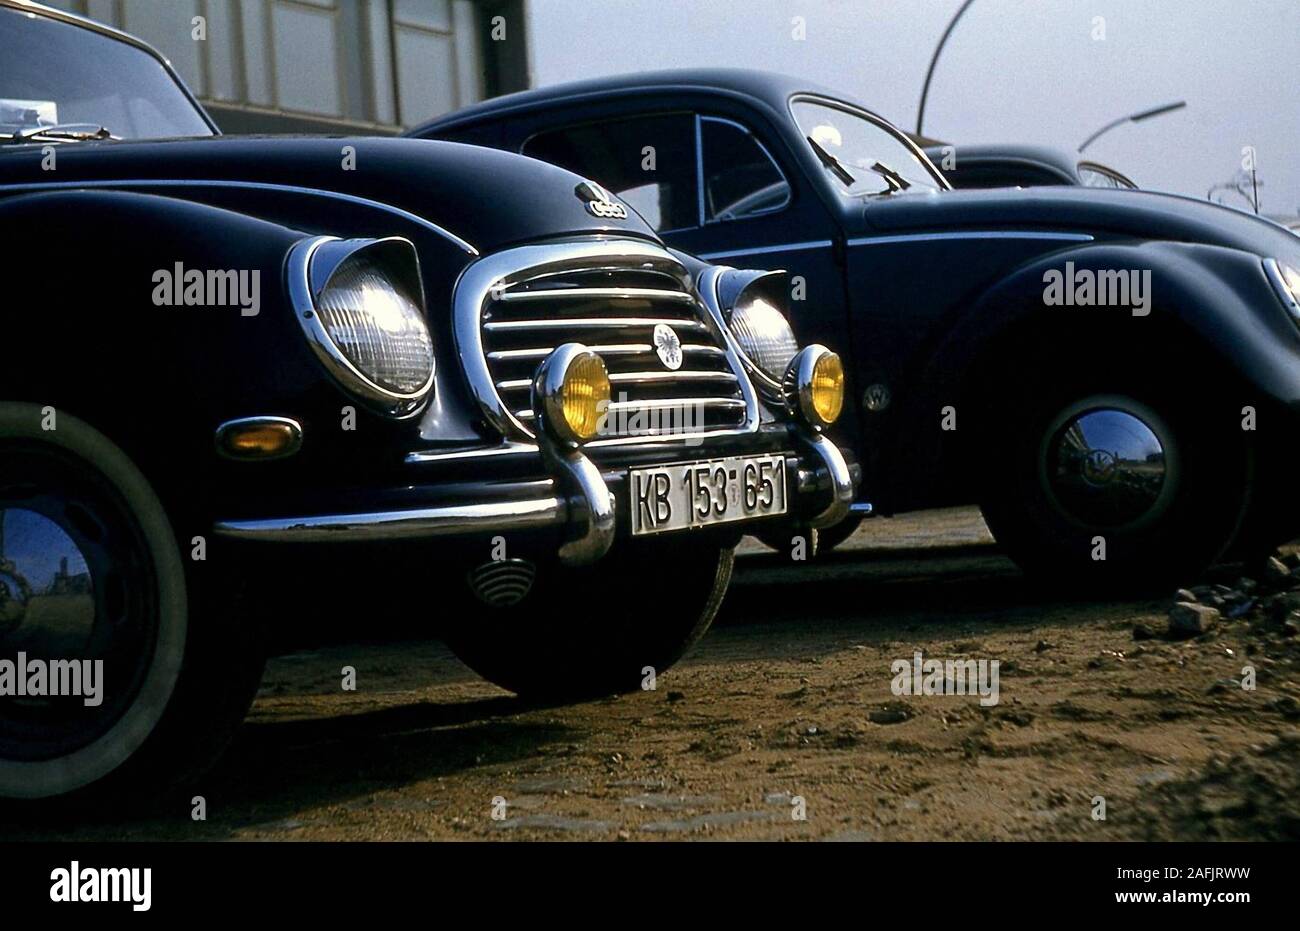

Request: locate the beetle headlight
(716, 268), (799, 385)
(291, 236), (434, 417)
(1265, 258), (1300, 321)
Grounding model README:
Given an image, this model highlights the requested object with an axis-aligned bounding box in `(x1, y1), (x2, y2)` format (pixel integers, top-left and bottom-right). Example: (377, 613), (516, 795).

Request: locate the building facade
(41, 0), (529, 133)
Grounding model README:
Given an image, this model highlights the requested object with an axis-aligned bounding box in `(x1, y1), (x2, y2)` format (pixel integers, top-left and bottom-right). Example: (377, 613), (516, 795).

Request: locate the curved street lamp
(916, 0), (977, 138)
(1078, 101), (1187, 154)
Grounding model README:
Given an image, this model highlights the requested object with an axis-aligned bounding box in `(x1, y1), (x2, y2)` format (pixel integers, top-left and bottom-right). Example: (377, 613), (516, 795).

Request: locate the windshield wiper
(0, 123), (117, 145)
(868, 161), (912, 194)
(806, 135), (856, 187)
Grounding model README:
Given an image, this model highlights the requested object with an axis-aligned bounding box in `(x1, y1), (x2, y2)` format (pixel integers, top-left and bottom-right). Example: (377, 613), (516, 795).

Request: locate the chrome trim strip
(483, 316), (708, 333)
(214, 415), (303, 461)
(0, 178), (477, 255)
(500, 287), (695, 304)
(694, 114), (707, 227)
(497, 370), (737, 391)
(607, 397), (746, 413)
(486, 343), (725, 362)
(452, 238), (759, 442)
(1263, 258), (1300, 320)
(405, 443), (540, 465)
(846, 231), (1094, 247)
(213, 497), (566, 543)
(697, 240), (834, 261)
(849, 502), (875, 516)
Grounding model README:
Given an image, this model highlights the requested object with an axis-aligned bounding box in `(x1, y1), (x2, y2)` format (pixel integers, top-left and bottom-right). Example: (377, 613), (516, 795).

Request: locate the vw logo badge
(862, 383), (891, 412)
(653, 323), (683, 370)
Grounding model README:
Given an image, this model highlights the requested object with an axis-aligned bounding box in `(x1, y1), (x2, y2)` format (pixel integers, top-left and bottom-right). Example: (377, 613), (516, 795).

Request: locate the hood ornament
(576, 180), (628, 220)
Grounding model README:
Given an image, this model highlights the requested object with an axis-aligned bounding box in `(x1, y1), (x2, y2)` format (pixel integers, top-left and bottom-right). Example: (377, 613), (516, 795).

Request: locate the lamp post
(1078, 101), (1186, 154)
(916, 0), (977, 138)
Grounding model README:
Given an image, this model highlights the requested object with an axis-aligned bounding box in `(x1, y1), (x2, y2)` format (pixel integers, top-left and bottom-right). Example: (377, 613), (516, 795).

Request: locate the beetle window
(1078, 165), (1138, 190)
(699, 117), (790, 222)
(523, 113), (699, 232)
(791, 98), (945, 196)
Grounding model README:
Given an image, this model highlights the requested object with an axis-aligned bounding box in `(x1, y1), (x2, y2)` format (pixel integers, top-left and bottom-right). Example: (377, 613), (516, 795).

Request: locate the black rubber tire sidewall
(444, 543), (734, 699)
(0, 404), (265, 807)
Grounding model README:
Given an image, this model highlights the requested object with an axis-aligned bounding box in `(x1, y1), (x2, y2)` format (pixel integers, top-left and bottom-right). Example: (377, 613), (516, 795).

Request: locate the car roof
(409, 67), (885, 136)
(923, 143), (1082, 176)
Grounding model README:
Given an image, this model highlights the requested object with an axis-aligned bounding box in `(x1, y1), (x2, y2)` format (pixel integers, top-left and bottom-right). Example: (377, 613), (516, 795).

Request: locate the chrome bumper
(212, 430), (855, 566)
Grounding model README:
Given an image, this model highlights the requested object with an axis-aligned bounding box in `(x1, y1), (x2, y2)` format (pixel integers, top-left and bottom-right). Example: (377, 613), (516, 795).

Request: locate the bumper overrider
(212, 239), (858, 565)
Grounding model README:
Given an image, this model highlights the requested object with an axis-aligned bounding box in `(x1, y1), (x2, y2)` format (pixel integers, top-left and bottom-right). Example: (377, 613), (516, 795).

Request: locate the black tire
(977, 363), (1251, 588)
(0, 403), (265, 806)
(755, 517), (863, 555)
(444, 543), (733, 699)
(810, 515), (865, 553)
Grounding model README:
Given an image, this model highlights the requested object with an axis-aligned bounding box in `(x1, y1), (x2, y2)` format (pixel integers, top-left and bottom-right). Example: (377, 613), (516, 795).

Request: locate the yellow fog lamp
(215, 416), (303, 460)
(785, 345), (844, 431)
(533, 343), (611, 446)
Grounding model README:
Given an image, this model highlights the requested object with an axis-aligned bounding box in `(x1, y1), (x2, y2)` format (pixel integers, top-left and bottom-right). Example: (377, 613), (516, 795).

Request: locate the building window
(38, 0), (527, 133)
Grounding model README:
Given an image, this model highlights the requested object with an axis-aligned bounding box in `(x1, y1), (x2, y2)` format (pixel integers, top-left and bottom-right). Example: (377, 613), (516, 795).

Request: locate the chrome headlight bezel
(713, 268), (800, 397)
(784, 344), (845, 431)
(1264, 257), (1300, 322)
(288, 236), (435, 418)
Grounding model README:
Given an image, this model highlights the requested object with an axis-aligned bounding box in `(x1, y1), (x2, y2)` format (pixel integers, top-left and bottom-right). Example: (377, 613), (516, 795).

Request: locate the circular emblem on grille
(862, 383), (891, 412)
(653, 323), (683, 370)
(1081, 448), (1118, 486)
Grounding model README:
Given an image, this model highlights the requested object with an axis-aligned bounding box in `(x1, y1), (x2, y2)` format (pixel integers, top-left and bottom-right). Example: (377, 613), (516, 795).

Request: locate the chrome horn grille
(454, 239), (756, 443)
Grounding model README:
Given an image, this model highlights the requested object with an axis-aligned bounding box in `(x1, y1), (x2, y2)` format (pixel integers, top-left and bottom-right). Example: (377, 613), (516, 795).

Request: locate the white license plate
(629, 453), (789, 535)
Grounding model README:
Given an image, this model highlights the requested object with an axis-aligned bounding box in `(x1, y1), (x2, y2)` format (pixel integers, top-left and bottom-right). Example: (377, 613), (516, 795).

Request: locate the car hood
(852, 186), (1299, 258)
(0, 135), (659, 253)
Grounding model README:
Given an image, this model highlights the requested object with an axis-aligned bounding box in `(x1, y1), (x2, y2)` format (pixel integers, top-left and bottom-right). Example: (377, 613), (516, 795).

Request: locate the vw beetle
(414, 68), (1300, 582)
(0, 10), (854, 803)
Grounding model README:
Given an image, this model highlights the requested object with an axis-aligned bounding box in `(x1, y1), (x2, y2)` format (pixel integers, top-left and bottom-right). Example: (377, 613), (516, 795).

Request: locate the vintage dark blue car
(0, 12), (854, 803)
(414, 68), (1300, 582)
(920, 143), (1139, 190)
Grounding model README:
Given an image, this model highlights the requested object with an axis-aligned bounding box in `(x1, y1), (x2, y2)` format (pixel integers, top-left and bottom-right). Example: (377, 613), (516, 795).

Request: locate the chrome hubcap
(0, 508), (95, 646)
(1044, 404), (1172, 529)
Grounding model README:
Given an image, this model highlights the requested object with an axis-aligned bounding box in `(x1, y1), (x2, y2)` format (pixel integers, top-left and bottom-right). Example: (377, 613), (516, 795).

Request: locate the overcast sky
(526, 0), (1299, 217)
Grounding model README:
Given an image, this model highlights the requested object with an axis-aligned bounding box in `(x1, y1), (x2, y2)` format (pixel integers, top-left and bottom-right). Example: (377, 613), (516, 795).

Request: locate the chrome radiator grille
(456, 240), (753, 442)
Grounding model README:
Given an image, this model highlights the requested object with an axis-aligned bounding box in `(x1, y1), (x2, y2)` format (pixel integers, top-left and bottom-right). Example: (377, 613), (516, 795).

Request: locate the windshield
(791, 98), (944, 196)
(0, 7), (213, 141)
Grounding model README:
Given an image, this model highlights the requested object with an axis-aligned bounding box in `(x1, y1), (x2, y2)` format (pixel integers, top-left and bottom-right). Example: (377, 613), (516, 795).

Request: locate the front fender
(899, 240), (1300, 504)
(0, 189), (421, 515)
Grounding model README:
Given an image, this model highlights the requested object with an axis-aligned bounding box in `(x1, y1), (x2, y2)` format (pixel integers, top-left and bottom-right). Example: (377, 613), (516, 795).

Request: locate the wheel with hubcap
(0, 404), (265, 805)
(979, 381), (1250, 588)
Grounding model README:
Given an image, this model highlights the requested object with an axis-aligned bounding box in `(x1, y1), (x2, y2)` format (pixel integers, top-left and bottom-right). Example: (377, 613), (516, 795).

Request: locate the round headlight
(786, 345), (845, 430)
(317, 261), (433, 394)
(292, 236), (435, 417)
(727, 294), (800, 383)
(533, 343), (611, 445)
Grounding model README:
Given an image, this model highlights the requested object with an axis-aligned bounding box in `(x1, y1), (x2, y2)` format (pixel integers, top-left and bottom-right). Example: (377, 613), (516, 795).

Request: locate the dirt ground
(9, 507), (1300, 841)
